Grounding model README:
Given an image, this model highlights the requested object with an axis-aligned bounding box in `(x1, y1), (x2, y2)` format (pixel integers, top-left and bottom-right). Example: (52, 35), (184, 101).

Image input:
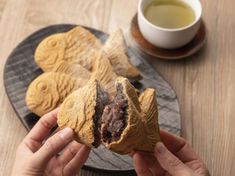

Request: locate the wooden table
(0, 0), (234, 175)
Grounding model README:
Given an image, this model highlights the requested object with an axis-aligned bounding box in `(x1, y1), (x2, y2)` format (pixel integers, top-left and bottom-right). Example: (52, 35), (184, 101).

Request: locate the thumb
(34, 128), (74, 167)
(154, 142), (193, 176)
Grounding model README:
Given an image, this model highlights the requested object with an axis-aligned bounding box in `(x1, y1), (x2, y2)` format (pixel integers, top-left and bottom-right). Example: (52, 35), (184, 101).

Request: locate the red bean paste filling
(101, 84), (128, 143)
(92, 85), (109, 147)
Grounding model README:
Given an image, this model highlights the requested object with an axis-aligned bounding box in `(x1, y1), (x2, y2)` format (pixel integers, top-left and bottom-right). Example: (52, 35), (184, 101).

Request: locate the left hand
(11, 109), (90, 176)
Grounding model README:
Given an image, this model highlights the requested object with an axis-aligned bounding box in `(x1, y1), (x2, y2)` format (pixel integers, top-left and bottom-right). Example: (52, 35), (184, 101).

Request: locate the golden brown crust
(54, 77), (160, 153)
(25, 72), (84, 117)
(57, 81), (99, 147)
(136, 88), (161, 151)
(52, 61), (91, 80)
(103, 29), (142, 80)
(89, 51), (117, 95)
(35, 26), (102, 72)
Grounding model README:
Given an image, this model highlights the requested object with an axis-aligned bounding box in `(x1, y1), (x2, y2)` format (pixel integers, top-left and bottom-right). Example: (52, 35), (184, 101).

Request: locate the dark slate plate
(3, 24), (181, 173)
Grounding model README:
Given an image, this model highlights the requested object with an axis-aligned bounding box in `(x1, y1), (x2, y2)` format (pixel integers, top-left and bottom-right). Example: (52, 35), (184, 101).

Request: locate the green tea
(144, 0), (195, 29)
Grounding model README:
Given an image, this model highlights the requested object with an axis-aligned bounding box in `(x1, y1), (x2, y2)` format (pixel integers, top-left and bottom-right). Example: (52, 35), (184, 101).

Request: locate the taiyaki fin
(103, 29), (141, 80)
(89, 51), (117, 95)
(52, 61), (91, 80)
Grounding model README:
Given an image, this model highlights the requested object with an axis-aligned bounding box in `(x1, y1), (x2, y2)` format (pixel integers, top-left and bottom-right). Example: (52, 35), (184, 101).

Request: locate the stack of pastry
(25, 26), (160, 154)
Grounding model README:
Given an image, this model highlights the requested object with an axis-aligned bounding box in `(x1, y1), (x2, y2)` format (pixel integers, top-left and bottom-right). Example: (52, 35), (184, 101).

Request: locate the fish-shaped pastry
(57, 77), (161, 154)
(25, 72), (86, 117)
(35, 26), (141, 80)
(52, 61), (91, 80)
(26, 51), (117, 117)
(102, 29), (142, 80)
(35, 26), (102, 72)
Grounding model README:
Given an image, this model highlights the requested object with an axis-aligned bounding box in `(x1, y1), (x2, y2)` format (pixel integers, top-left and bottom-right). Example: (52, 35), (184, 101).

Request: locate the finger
(63, 145), (90, 176)
(160, 130), (198, 162)
(23, 108), (59, 152)
(134, 151), (165, 176)
(155, 142), (193, 176)
(133, 152), (153, 176)
(160, 130), (186, 153)
(34, 128), (74, 167)
(58, 141), (83, 165)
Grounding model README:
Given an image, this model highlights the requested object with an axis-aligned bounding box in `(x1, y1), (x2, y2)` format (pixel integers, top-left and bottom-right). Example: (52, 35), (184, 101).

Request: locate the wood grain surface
(0, 0), (234, 176)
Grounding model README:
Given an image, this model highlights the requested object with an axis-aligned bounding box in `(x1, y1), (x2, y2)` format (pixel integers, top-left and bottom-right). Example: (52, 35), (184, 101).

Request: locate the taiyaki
(35, 26), (141, 80)
(35, 26), (102, 72)
(58, 80), (109, 147)
(25, 72), (85, 116)
(57, 77), (160, 154)
(103, 29), (142, 80)
(52, 61), (91, 80)
(26, 51), (117, 116)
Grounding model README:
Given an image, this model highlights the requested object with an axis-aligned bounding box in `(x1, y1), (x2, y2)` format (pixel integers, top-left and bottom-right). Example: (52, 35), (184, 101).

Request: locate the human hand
(132, 130), (209, 176)
(11, 109), (90, 176)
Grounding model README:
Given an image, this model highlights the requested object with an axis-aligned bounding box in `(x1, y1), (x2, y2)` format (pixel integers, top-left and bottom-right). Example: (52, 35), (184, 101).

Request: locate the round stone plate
(4, 24), (181, 173)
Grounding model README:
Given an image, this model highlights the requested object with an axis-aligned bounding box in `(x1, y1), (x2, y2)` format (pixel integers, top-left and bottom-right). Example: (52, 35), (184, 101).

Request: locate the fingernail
(58, 128), (74, 140)
(155, 142), (166, 154)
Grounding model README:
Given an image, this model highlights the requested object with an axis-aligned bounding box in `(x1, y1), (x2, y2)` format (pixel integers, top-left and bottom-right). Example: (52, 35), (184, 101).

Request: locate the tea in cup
(138, 0), (202, 49)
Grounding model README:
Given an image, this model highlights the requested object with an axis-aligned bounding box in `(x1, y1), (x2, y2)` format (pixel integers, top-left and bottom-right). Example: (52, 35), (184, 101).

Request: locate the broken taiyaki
(57, 77), (160, 154)
(102, 29), (142, 80)
(35, 26), (102, 72)
(25, 72), (86, 117)
(57, 80), (109, 147)
(101, 77), (160, 154)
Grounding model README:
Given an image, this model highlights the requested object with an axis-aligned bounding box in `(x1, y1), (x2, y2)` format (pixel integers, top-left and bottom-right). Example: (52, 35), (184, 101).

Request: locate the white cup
(138, 0), (202, 49)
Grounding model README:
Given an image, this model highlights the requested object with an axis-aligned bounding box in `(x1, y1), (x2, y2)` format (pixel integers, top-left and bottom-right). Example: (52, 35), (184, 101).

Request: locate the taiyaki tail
(90, 51), (117, 95)
(136, 88), (161, 151)
(103, 29), (142, 80)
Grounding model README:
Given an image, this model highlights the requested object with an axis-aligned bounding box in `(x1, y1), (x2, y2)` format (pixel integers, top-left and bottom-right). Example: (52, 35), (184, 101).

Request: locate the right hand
(132, 130), (209, 176)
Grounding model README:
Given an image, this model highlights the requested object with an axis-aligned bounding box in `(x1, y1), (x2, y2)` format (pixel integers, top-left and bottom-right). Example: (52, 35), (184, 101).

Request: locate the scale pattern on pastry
(35, 26), (102, 72)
